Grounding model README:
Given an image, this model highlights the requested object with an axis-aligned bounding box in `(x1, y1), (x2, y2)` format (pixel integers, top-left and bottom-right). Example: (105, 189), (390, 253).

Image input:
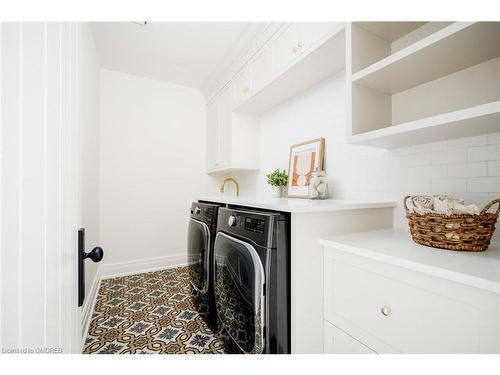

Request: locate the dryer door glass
(187, 218), (210, 293)
(214, 232), (265, 354)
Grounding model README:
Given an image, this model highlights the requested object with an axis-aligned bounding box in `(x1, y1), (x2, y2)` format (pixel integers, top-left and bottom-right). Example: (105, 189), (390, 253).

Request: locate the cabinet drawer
(324, 321), (376, 354)
(326, 259), (480, 353)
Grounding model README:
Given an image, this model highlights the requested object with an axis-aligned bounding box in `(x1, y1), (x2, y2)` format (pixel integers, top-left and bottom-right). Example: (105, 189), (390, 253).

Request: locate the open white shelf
(354, 22), (426, 43)
(352, 22), (500, 94)
(349, 101), (500, 148)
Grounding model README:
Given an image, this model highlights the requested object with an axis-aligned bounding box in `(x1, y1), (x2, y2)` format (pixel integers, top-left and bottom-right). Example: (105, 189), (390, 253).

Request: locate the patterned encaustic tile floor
(82, 266), (238, 354)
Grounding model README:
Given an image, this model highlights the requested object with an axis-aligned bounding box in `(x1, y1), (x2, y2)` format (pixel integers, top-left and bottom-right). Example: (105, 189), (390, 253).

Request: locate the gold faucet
(220, 177), (240, 197)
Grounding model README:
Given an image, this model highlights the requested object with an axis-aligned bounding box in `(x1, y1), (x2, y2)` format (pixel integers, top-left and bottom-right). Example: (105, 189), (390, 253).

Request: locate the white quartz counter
(197, 195), (396, 213)
(320, 228), (500, 293)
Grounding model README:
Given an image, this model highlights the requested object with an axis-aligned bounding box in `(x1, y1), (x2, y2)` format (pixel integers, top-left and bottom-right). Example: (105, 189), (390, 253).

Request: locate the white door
(1, 22), (96, 354)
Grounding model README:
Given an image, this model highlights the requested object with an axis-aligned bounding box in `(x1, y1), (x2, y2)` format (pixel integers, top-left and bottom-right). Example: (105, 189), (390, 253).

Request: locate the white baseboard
(99, 254), (188, 279)
(80, 267), (102, 352)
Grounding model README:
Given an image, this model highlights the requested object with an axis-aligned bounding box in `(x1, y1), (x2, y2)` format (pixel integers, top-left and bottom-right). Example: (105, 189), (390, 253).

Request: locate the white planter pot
(271, 186), (284, 198)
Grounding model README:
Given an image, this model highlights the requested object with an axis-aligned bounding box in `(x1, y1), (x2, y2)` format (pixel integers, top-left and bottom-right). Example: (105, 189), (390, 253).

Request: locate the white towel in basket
(406, 195), (480, 215)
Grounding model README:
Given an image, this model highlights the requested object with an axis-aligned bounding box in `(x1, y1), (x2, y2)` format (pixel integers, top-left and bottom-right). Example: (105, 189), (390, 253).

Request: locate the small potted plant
(266, 169), (288, 198)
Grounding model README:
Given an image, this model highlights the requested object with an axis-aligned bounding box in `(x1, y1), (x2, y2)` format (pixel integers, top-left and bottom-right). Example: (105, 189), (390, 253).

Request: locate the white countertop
(197, 195), (397, 213)
(320, 228), (500, 293)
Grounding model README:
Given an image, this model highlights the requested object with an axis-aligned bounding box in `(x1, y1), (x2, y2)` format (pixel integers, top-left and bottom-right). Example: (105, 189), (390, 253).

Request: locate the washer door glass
(187, 218), (210, 293)
(214, 232), (265, 354)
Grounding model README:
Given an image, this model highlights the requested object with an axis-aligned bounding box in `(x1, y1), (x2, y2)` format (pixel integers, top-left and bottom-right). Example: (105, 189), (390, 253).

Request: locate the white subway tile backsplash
(467, 177), (500, 193)
(398, 153), (432, 167)
(459, 192), (491, 206)
(431, 178), (466, 193)
(447, 162), (487, 177)
(391, 143), (435, 156)
(431, 149), (467, 165)
(487, 132), (500, 145)
(488, 160), (500, 176)
(446, 135), (487, 150)
(489, 193), (500, 201)
(468, 144), (500, 161)
(417, 165), (447, 179)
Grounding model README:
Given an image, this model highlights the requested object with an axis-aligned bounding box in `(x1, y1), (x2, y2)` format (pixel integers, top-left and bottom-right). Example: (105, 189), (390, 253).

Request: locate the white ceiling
(92, 22), (265, 91)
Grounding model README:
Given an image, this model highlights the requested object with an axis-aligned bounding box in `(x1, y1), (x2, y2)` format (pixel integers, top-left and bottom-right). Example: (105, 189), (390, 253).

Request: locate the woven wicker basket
(404, 196), (500, 252)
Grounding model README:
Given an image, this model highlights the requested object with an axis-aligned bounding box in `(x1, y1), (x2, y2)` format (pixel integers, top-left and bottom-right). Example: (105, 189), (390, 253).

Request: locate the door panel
(187, 219), (211, 293)
(298, 22), (340, 53)
(1, 22), (91, 353)
(233, 67), (252, 106)
(206, 98), (219, 170)
(214, 232), (265, 354)
(272, 24), (301, 73)
(217, 84), (233, 168)
(250, 46), (273, 93)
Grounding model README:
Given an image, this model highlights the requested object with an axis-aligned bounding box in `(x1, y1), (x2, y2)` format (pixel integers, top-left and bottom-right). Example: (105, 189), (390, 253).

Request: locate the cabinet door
(298, 23), (341, 53)
(324, 321), (376, 354)
(206, 98), (219, 171)
(233, 67), (252, 106)
(250, 46), (273, 93)
(217, 83), (233, 168)
(272, 23), (301, 73)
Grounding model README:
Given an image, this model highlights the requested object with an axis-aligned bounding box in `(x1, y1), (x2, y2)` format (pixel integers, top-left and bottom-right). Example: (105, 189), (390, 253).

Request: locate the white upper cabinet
(249, 46), (273, 93)
(233, 67), (252, 107)
(272, 23), (343, 75)
(206, 22), (346, 173)
(206, 98), (219, 171)
(218, 83), (233, 168)
(298, 23), (342, 53)
(237, 23), (345, 114)
(272, 24), (302, 73)
(206, 81), (260, 174)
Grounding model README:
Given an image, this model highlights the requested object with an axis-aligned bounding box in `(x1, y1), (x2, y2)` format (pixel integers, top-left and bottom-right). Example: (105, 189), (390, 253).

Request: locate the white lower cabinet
(324, 321), (376, 354)
(323, 244), (500, 354)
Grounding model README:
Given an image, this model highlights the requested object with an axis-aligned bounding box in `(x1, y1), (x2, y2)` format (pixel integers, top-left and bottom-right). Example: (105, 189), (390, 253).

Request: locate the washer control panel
(244, 217), (265, 234)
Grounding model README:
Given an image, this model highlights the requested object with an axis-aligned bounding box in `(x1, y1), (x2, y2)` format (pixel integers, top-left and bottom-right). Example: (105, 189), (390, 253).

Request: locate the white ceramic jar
(309, 169), (328, 199)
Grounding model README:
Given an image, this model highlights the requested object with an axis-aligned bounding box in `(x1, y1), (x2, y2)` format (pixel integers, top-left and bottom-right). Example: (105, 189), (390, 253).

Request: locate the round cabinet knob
(380, 306), (391, 316)
(298, 41), (303, 49)
(292, 46), (298, 53)
(228, 215), (237, 227)
(194, 206), (201, 214)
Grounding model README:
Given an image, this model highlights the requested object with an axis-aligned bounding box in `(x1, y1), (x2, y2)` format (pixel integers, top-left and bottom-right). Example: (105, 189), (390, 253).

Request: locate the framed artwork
(287, 138), (325, 198)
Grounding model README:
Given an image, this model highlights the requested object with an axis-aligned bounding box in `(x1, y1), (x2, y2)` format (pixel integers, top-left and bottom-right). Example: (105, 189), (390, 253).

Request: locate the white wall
(1, 22), (100, 353)
(229, 71), (500, 241)
(99, 69), (209, 267)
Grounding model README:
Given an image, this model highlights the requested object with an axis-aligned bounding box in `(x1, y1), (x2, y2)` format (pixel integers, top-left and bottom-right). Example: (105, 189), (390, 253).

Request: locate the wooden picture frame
(287, 138), (325, 198)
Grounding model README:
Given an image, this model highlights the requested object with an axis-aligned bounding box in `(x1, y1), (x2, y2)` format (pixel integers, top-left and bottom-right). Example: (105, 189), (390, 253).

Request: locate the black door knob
(84, 247), (104, 263)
